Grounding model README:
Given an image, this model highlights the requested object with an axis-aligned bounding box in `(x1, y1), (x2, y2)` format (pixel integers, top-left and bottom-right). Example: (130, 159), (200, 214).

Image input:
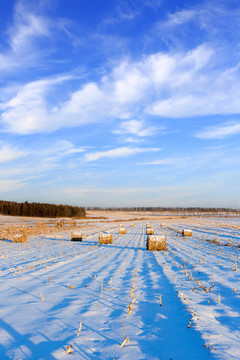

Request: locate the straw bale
(119, 228), (127, 234)
(161, 223), (165, 227)
(13, 234), (27, 243)
(146, 224), (151, 229)
(71, 231), (83, 241)
(56, 221), (63, 229)
(147, 235), (166, 251)
(130, 223), (135, 227)
(182, 229), (192, 237)
(146, 228), (155, 235)
(119, 224), (123, 227)
(99, 233), (113, 244)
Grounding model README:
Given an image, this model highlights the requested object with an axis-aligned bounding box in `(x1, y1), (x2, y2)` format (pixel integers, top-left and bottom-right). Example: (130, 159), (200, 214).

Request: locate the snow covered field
(1, 217), (240, 359)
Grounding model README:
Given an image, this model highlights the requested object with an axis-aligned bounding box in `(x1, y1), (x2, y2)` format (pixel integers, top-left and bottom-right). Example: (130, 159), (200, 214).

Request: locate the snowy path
(1, 221), (239, 359)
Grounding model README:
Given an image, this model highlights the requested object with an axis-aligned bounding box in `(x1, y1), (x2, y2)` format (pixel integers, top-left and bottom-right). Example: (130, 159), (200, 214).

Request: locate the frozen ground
(1, 217), (240, 359)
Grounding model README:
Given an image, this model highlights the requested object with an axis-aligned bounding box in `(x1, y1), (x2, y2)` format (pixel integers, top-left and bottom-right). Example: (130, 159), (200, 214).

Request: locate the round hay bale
(119, 228), (127, 234)
(71, 231), (83, 241)
(13, 234), (27, 243)
(147, 235), (166, 251)
(146, 228), (154, 235)
(182, 229), (192, 237)
(99, 233), (113, 244)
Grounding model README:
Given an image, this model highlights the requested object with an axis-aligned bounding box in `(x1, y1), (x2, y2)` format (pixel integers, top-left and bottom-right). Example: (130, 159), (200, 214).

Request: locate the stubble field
(1, 213), (240, 360)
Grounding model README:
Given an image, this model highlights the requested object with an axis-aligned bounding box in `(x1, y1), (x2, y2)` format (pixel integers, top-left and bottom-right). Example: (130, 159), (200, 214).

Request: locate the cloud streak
(196, 122), (240, 139)
(139, 158), (178, 165)
(113, 119), (157, 137)
(0, 179), (26, 192)
(3, 39), (240, 135)
(0, 145), (26, 162)
(0, 1), (52, 73)
(84, 146), (160, 162)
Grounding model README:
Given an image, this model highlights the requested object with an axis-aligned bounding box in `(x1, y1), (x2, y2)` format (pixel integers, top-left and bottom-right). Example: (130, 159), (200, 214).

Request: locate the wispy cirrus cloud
(113, 119), (157, 137)
(2, 1), (240, 138)
(163, 3), (240, 43)
(8, 2), (50, 53)
(0, 179), (26, 192)
(0, 139), (88, 185)
(40, 140), (87, 158)
(101, 0), (162, 27)
(139, 158), (178, 165)
(102, 8), (139, 26)
(84, 146), (160, 162)
(167, 9), (197, 26)
(0, 144), (27, 162)
(123, 137), (145, 143)
(0, 1), (52, 73)
(196, 121), (240, 139)
(1, 75), (72, 133)
(1, 43), (234, 134)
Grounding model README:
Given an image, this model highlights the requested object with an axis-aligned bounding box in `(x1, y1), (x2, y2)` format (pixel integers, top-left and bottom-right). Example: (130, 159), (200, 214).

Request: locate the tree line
(87, 206), (240, 215)
(0, 201), (86, 218)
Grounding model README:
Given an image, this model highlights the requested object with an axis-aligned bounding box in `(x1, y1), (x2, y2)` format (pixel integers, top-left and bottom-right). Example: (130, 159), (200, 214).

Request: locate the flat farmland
(1, 216), (240, 360)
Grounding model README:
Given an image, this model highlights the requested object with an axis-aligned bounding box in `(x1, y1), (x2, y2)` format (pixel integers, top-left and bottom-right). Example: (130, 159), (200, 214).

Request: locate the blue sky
(1, 0), (240, 208)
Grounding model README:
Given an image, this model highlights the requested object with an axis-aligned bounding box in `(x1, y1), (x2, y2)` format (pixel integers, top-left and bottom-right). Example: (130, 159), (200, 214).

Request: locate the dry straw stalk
(66, 345), (73, 354)
(77, 322), (82, 336)
(121, 337), (129, 347)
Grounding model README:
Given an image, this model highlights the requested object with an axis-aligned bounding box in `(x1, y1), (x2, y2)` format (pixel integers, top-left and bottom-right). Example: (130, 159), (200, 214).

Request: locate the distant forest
(0, 201), (86, 218)
(87, 206), (240, 215)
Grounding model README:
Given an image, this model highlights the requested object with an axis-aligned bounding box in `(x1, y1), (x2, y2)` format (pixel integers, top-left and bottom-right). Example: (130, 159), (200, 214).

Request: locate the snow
(1, 217), (240, 359)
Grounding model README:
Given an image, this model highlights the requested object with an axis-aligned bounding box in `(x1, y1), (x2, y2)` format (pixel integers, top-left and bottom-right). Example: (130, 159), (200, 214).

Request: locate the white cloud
(167, 9), (197, 25)
(0, 1), (51, 73)
(123, 137), (145, 143)
(84, 146), (160, 162)
(139, 158), (177, 165)
(1, 75), (72, 134)
(41, 140), (87, 157)
(103, 9), (139, 26)
(0, 145), (26, 162)
(113, 119), (157, 137)
(2, 42), (240, 134)
(0, 179), (26, 192)
(0, 140), (88, 188)
(8, 2), (50, 53)
(196, 122), (240, 139)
